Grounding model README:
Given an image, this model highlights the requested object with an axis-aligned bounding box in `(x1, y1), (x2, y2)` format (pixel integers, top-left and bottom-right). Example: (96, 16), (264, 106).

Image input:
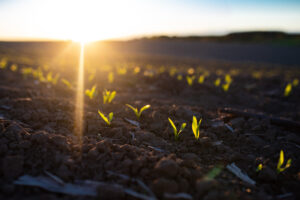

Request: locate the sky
(0, 0), (300, 41)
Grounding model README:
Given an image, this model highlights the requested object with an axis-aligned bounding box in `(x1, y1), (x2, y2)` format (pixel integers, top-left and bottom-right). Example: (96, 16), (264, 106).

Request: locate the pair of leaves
(98, 110), (113, 126)
(126, 104), (150, 119)
(192, 116), (202, 140)
(85, 85), (97, 100)
(103, 90), (116, 104)
(168, 118), (186, 141)
(277, 150), (292, 173)
(186, 75), (196, 86)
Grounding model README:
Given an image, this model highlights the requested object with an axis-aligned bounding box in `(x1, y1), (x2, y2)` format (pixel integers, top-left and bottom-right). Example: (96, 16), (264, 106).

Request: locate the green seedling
(186, 75), (196, 86)
(10, 64), (18, 72)
(177, 74), (183, 81)
(284, 83), (292, 97)
(133, 66), (140, 74)
(61, 78), (73, 89)
(85, 85), (97, 100)
(204, 166), (223, 180)
(126, 104), (151, 119)
(21, 67), (33, 78)
(108, 72), (114, 83)
(277, 150), (292, 173)
(198, 75), (205, 84)
(0, 58), (7, 69)
(256, 163), (263, 172)
(103, 90), (116, 104)
(292, 78), (299, 87)
(192, 116), (202, 140)
(98, 110), (113, 126)
(214, 78), (221, 87)
(168, 118), (186, 141)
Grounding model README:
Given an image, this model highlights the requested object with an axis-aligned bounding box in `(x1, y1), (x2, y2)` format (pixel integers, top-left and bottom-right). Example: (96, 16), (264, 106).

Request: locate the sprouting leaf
(284, 83), (292, 97)
(61, 78), (72, 89)
(177, 75), (183, 81)
(186, 75), (196, 86)
(214, 78), (221, 87)
(126, 104), (151, 119)
(98, 110), (113, 126)
(292, 78), (299, 87)
(85, 85), (97, 99)
(168, 118), (186, 141)
(256, 164), (263, 172)
(198, 75), (205, 84)
(192, 116), (202, 140)
(108, 72), (114, 83)
(103, 90), (116, 104)
(277, 150), (292, 173)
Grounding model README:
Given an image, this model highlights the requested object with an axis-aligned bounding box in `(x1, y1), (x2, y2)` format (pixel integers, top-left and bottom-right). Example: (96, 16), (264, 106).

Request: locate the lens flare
(74, 42), (85, 144)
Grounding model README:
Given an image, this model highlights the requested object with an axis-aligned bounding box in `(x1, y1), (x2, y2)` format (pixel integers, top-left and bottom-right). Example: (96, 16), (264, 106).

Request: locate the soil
(0, 43), (299, 200)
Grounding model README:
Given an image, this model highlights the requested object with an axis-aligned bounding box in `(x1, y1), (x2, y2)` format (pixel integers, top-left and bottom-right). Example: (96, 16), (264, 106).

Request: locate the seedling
(222, 82), (231, 92)
(214, 78), (221, 87)
(85, 85), (97, 100)
(0, 58), (7, 69)
(277, 150), (292, 173)
(204, 166), (223, 180)
(126, 104), (151, 119)
(98, 110), (113, 126)
(134, 66), (140, 74)
(177, 75), (183, 81)
(168, 118), (186, 141)
(103, 90), (116, 104)
(292, 78), (299, 87)
(198, 75), (205, 84)
(284, 83), (292, 97)
(10, 64), (18, 72)
(21, 67), (33, 78)
(108, 72), (114, 83)
(186, 75), (196, 86)
(192, 116), (202, 140)
(117, 67), (127, 75)
(61, 78), (73, 89)
(256, 164), (263, 172)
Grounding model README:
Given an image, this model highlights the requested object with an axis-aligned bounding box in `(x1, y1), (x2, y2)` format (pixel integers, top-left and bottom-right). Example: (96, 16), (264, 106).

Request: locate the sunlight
(74, 42), (85, 144)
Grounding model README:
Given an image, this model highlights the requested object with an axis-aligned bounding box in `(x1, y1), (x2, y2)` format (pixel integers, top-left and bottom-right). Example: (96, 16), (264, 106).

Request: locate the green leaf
(108, 112), (113, 123)
(108, 91), (116, 103)
(179, 123), (186, 133)
(98, 110), (110, 125)
(192, 116), (197, 137)
(278, 150), (284, 169)
(140, 105), (151, 115)
(168, 118), (177, 135)
(286, 159), (292, 168)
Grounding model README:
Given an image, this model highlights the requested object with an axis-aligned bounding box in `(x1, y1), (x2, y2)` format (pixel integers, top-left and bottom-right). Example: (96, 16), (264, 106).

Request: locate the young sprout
(61, 78), (73, 89)
(117, 67), (127, 75)
(214, 78), (221, 87)
(10, 64), (18, 72)
(0, 58), (7, 69)
(169, 67), (177, 77)
(134, 66), (140, 74)
(192, 116), (202, 140)
(85, 85), (97, 100)
(88, 73), (95, 82)
(256, 163), (263, 172)
(277, 150), (292, 173)
(204, 166), (223, 180)
(108, 72), (114, 83)
(198, 75), (205, 84)
(98, 110), (113, 126)
(103, 90), (116, 104)
(168, 118), (186, 141)
(177, 74), (183, 81)
(126, 104), (151, 119)
(21, 67), (33, 78)
(284, 83), (292, 97)
(292, 78), (299, 87)
(186, 75), (196, 86)
(52, 73), (60, 85)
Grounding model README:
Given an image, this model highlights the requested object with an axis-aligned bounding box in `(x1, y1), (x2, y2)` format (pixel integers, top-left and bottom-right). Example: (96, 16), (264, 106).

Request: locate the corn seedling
(117, 67), (127, 75)
(277, 150), (292, 173)
(21, 67), (33, 78)
(10, 64), (18, 72)
(284, 83), (292, 97)
(85, 85), (97, 100)
(256, 164), (263, 172)
(198, 75), (205, 84)
(292, 78), (299, 87)
(98, 110), (113, 126)
(134, 66), (140, 74)
(0, 58), (7, 69)
(126, 104), (151, 119)
(168, 118), (186, 141)
(186, 75), (196, 86)
(177, 74), (183, 81)
(204, 166), (223, 180)
(61, 78), (73, 89)
(103, 90), (116, 104)
(214, 78), (221, 87)
(169, 67), (177, 77)
(192, 116), (202, 140)
(108, 72), (114, 83)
